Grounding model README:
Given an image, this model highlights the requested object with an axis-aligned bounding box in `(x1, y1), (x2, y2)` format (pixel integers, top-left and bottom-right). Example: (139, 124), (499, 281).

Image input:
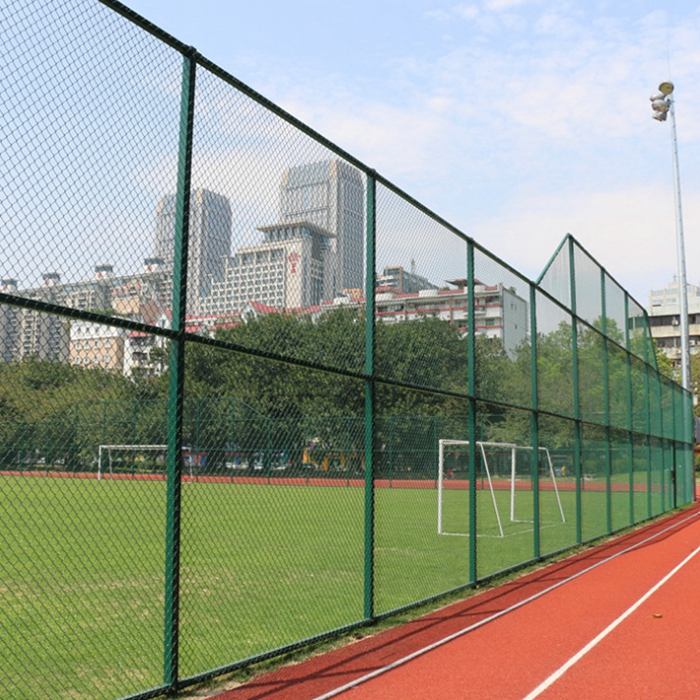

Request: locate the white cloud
(454, 4), (479, 20)
(484, 0), (531, 12)
(470, 183), (700, 301)
(277, 94), (454, 183)
(425, 8), (453, 21)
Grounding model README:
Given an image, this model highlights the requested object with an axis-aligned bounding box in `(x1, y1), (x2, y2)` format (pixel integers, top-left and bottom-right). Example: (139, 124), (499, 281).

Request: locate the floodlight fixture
(650, 87), (671, 121)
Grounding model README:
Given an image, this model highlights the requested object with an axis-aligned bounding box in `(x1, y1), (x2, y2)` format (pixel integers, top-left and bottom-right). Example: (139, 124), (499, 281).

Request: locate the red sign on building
(288, 251), (300, 274)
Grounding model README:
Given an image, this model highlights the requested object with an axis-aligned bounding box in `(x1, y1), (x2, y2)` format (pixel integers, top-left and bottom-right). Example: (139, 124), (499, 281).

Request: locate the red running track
(209, 504), (700, 700)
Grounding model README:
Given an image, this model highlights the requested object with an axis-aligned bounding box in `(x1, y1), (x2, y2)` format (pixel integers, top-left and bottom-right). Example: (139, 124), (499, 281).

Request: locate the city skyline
(121, 0), (700, 306)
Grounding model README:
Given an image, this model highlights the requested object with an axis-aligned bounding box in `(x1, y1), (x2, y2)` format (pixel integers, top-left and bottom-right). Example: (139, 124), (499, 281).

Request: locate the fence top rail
(536, 233), (658, 353)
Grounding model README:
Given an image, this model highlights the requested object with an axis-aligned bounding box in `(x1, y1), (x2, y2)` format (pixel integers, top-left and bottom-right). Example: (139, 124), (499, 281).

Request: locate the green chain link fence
(0, 1), (695, 698)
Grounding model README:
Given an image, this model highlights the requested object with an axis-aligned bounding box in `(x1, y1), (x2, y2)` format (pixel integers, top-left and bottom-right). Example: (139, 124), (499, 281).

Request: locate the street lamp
(650, 81), (691, 393)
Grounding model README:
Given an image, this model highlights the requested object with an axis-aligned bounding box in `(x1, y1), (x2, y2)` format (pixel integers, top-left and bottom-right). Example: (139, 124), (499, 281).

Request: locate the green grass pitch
(1, 475), (622, 700)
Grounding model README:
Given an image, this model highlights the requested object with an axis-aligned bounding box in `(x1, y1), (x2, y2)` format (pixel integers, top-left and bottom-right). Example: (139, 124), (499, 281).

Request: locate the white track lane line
(310, 510), (700, 700)
(521, 541), (700, 699)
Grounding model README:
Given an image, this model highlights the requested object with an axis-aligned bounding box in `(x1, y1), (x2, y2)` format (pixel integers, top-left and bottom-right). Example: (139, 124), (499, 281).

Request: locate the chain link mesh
(0, 1), (694, 698)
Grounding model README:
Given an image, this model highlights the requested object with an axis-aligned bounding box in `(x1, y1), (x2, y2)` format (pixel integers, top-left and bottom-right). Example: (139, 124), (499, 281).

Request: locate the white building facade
(70, 321), (126, 373)
(201, 222), (334, 314)
(649, 278), (700, 369)
(322, 280), (528, 357)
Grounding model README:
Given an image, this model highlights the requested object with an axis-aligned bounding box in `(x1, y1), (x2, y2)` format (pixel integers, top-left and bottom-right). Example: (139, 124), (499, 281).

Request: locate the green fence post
(266, 418), (272, 485)
(363, 171), (376, 621)
(45, 423), (50, 475)
(163, 47), (196, 694)
(388, 416), (393, 487)
(568, 238), (582, 544)
(100, 401), (106, 476)
(71, 404), (77, 475)
(132, 400), (138, 480)
(19, 423), (24, 476)
(304, 417), (310, 485)
(432, 418), (438, 485)
(601, 268), (612, 533)
(229, 399), (235, 483)
(530, 283), (540, 559)
(646, 347), (655, 520)
(623, 293), (634, 524)
(467, 239), (477, 582)
(193, 398), (200, 482)
(345, 416), (351, 487)
(673, 392), (680, 504)
(662, 396), (669, 512)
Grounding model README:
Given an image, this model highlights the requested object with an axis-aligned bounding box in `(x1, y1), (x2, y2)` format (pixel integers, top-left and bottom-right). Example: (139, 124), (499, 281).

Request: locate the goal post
(438, 439), (512, 538)
(97, 444), (194, 480)
(509, 446), (566, 525)
(437, 439), (565, 538)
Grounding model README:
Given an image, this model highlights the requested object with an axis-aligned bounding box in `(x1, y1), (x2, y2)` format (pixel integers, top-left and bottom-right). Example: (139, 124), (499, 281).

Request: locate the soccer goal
(437, 440), (565, 538)
(97, 444), (194, 480)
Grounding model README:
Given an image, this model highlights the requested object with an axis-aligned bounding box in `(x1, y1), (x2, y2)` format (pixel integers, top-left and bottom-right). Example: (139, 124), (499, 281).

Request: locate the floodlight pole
(667, 97), (691, 393)
(651, 82), (690, 393)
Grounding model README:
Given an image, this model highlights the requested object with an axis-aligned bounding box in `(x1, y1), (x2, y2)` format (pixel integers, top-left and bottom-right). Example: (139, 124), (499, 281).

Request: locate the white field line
(311, 509), (700, 700)
(521, 540), (700, 699)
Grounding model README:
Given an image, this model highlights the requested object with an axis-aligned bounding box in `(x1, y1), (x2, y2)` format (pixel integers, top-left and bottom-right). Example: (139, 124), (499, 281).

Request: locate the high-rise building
(279, 160), (364, 298)
(15, 274), (70, 363)
(201, 221), (334, 315)
(154, 188), (232, 312)
(0, 279), (21, 363)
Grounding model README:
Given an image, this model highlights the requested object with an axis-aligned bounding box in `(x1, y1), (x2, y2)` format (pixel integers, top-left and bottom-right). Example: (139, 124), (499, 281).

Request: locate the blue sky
(121, 0), (700, 305)
(4, 1), (698, 305)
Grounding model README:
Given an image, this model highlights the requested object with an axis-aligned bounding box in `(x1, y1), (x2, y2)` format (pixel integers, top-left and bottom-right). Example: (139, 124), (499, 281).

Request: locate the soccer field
(1, 475), (615, 699)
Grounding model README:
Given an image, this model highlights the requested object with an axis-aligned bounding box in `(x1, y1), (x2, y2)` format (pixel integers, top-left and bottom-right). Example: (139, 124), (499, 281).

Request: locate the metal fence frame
(0, 2), (694, 698)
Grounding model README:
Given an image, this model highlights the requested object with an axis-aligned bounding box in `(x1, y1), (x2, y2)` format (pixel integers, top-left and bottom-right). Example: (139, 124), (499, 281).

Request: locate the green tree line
(0, 309), (681, 472)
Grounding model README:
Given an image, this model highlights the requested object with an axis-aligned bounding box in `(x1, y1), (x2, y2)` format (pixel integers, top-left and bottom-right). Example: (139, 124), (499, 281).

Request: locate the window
(105, 338), (111, 348)
(75, 341), (82, 350)
(103, 355), (111, 363)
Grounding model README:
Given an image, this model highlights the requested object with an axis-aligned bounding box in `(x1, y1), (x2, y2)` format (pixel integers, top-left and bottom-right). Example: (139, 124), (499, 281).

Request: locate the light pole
(650, 81), (691, 393)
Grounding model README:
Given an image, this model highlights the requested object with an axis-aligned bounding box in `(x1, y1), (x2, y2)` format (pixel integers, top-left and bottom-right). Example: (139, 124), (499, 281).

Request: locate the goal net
(437, 440), (565, 537)
(97, 444), (194, 480)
